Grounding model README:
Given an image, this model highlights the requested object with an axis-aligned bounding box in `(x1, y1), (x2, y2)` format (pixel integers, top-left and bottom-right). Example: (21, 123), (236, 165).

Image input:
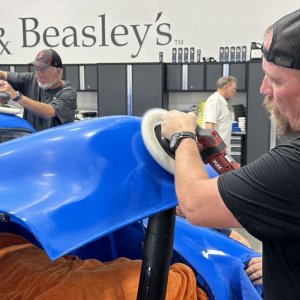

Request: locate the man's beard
(37, 77), (56, 90)
(263, 95), (294, 139)
(37, 81), (52, 90)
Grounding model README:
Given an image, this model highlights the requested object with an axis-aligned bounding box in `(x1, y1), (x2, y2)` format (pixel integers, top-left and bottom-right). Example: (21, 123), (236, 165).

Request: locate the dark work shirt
(218, 137), (300, 300)
(7, 72), (77, 131)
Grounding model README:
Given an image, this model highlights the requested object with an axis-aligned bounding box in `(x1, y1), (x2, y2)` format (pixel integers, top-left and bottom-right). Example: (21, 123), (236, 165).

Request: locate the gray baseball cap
(30, 49), (63, 69)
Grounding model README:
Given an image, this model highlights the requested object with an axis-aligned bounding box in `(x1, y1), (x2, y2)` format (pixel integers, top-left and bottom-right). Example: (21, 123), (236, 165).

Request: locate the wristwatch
(169, 131), (197, 152)
(11, 91), (23, 102)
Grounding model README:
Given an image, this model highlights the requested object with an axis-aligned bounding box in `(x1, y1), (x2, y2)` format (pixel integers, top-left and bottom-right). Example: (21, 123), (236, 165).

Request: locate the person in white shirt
(203, 76), (237, 154)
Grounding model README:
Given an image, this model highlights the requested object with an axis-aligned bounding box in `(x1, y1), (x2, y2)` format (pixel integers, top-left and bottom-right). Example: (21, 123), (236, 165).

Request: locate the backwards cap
(263, 9), (300, 70)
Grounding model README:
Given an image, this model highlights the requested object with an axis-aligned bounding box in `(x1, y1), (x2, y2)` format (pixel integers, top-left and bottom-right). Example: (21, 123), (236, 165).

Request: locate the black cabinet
(205, 63), (223, 90)
(64, 65), (80, 90)
(63, 64), (98, 91)
(187, 64), (204, 91)
(132, 63), (167, 116)
(166, 64), (182, 91)
(84, 65), (98, 90)
(166, 62), (223, 92)
(246, 61), (270, 163)
(97, 64), (127, 116)
(97, 63), (167, 117)
(228, 63), (247, 91)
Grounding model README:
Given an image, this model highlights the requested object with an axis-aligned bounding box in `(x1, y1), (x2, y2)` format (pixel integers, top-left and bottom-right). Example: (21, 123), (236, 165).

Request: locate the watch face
(170, 132), (180, 151)
(169, 131), (196, 152)
(12, 91), (22, 102)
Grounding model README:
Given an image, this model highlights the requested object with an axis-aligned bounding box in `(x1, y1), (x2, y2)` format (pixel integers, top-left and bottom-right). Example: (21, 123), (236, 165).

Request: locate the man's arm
(17, 95), (56, 119)
(0, 79), (55, 119)
(161, 110), (240, 228)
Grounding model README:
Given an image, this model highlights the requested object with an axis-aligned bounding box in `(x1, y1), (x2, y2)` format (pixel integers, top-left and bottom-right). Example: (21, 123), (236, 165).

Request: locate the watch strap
(170, 131), (196, 152)
(12, 91), (23, 102)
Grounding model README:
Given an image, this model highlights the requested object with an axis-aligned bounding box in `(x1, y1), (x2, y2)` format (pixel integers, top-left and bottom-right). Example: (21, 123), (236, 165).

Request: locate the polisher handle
(195, 125), (239, 174)
(0, 92), (10, 105)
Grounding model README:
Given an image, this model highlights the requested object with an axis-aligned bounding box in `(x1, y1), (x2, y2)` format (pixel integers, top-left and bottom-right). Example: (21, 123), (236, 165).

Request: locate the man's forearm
(18, 96), (55, 119)
(174, 138), (240, 228)
(174, 138), (210, 222)
(175, 138), (209, 193)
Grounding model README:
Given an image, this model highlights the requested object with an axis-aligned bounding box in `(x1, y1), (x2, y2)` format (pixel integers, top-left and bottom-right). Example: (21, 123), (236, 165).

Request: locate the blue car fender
(0, 116), (177, 260)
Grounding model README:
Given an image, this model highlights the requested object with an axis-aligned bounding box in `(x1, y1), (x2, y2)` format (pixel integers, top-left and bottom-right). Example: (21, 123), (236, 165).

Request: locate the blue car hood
(0, 116), (177, 260)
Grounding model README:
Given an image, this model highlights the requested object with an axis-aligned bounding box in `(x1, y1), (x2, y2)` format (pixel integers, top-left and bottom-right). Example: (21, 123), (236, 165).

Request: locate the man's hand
(161, 110), (197, 140)
(0, 80), (17, 99)
(245, 256), (263, 286)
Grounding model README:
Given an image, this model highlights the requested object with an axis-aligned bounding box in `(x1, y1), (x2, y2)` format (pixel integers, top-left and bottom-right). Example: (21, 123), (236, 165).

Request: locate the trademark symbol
(174, 39), (184, 46)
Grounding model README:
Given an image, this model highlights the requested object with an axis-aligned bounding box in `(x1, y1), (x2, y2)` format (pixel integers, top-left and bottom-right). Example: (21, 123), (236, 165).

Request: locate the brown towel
(0, 233), (207, 300)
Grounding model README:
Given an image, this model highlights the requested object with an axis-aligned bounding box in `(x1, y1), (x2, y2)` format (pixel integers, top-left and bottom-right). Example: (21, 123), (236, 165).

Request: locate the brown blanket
(0, 233), (207, 300)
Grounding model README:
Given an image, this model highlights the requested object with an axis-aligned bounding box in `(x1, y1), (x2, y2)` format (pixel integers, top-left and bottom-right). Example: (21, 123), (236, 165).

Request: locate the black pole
(137, 207), (176, 300)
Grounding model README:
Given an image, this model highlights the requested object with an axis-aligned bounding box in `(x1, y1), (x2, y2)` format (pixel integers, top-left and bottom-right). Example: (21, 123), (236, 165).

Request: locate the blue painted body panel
(174, 217), (263, 299)
(0, 116), (176, 260)
(0, 113), (35, 132)
(0, 113), (263, 299)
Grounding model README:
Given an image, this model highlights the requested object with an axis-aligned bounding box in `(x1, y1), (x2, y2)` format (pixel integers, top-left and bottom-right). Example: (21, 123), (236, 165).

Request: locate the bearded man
(0, 49), (77, 131)
(161, 9), (300, 300)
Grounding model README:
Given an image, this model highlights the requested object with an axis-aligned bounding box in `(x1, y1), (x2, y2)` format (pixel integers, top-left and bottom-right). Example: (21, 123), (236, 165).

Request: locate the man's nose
(260, 76), (272, 96)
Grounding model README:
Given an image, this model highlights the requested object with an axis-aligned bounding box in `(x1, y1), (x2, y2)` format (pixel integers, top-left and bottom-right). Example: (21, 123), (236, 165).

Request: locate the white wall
(1, 1), (299, 64)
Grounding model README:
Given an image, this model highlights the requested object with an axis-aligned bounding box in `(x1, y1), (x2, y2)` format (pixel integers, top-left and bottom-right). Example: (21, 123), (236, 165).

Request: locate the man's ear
(57, 68), (63, 78)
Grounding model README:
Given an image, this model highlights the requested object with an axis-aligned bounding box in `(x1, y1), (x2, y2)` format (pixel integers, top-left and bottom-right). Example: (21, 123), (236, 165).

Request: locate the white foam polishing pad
(0, 105), (22, 115)
(141, 108), (175, 175)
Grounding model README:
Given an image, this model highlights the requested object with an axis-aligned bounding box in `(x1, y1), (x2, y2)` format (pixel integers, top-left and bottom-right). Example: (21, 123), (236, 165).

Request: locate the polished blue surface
(174, 217), (262, 299)
(0, 112), (35, 132)
(0, 116), (176, 260)
(0, 114), (263, 299)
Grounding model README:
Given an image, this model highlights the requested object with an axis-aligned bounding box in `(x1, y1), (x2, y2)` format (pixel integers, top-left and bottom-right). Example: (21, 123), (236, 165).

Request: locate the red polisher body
(196, 125), (240, 174)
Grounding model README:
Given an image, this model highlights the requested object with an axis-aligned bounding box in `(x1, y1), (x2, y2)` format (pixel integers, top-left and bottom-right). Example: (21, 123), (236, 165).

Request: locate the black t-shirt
(7, 72), (77, 131)
(218, 137), (300, 300)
